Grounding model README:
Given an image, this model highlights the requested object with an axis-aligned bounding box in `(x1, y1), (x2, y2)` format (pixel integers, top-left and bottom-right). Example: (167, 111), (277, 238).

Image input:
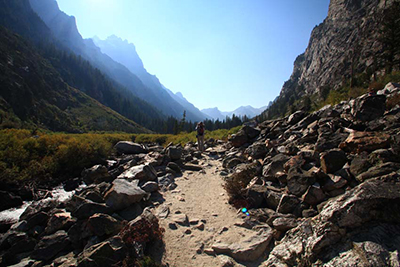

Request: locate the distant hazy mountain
(91, 35), (207, 122)
(201, 105), (268, 121)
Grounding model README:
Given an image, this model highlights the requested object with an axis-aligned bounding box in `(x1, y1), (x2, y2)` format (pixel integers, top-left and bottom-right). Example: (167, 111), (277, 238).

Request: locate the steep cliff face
(262, 0), (397, 119)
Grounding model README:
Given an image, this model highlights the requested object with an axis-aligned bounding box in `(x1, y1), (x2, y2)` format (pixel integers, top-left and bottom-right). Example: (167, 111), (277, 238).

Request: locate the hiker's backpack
(197, 124), (204, 135)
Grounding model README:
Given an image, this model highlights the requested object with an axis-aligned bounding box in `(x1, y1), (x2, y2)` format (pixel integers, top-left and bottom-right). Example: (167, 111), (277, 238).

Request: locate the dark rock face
(0, 191), (23, 211)
(31, 230), (70, 261)
(114, 141), (147, 154)
(320, 149), (348, 174)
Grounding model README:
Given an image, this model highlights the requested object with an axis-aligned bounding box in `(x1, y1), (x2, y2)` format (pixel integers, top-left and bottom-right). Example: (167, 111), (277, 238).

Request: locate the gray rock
(81, 165), (112, 185)
(77, 238), (126, 267)
(167, 146), (183, 160)
(264, 190), (283, 210)
(118, 164), (157, 182)
(182, 163), (203, 171)
(262, 154), (290, 181)
(352, 94), (386, 122)
(302, 185), (326, 206)
(141, 181), (159, 193)
(322, 174), (348, 192)
(287, 168), (315, 197)
(222, 157), (244, 169)
(72, 201), (113, 219)
(229, 131), (249, 148)
(167, 162), (182, 173)
(44, 211), (75, 235)
(212, 230), (273, 261)
(287, 110), (307, 125)
(356, 162), (400, 183)
(170, 213), (189, 226)
(272, 217), (299, 232)
(245, 142), (268, 159)
(114, 141), (147, 154)
(104, 178), (149, 211)
(350, 155), (372, 177)
(276, 194), (300, 214)
(31, 230), (70, 261)
(87, 213), (123, 236)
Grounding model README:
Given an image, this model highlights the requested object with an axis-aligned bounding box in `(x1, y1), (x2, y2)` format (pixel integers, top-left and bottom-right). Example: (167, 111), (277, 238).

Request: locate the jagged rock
(158, 174), (176, 191)
(272, 217), (299, 232)
(0, 191), (23, 211)
(229, 131), (249, 148)
(63, 178), (80, 192)
(339, 131), (391, 153)
(72, 201), (113, 219)
(81, 165), (112, 185)
(315, 131), (348, 152)
(114, 141), (147, 154)
(352, 94), (386, 122)
(242, 125), (261, 139)
(276, 194), (300, 214)
(78, 188), (104, 203)
(25, 211), (49, 230)
(45, 211), (75, 235)
(222, 157), (244, 169)
(322, 174), (348, 192)
(118, 164), (157, 182)
(31, 230), (70, 261)
(368, 148), (398, 164)
(212, 230), (273, 261)
(302, 185), (326, 206)
(104, 178), (149, 211)
(218, 255), (235, 267)
(287, 168), (316, 197)
(87, 213), (123, 237)
(262, 154), (290, 181)
(167, 146), (182, 160)
(247, 185), (268, 208)
(264, 190), (283, 210)
(283, 155), (306, 172)
(320, 149), (348, 174)
(245, 142), (268, 159)
(356, 162), (400, 183)
(287, 110), (307, 125)
(77, 238), (126, 267)
(349, 154), (372, 177)
(141, 181), (159, 193)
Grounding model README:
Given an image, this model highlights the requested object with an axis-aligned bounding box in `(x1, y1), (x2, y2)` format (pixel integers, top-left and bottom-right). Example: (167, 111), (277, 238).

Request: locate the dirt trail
(152, 153), (258, 267)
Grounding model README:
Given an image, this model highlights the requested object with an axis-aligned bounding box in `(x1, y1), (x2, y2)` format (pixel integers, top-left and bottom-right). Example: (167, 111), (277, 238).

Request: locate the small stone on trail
(189, 218), (200, 225)
(204, 248), (215, 255)
(196, 223), (205, 231)
(218, 226), (229, 234)
(169, 222), (178, 230)
(184, 229), (192, 234)
(176, 196), (185, 201)
(212, 213), (218, 217)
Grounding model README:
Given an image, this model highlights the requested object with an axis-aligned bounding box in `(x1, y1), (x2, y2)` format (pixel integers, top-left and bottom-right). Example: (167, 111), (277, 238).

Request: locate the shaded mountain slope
(0, 26), (149, 133)
(29, 0), (205, 122)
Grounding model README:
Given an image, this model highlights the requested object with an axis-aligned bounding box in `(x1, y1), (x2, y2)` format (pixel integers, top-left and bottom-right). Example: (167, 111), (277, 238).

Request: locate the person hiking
(196, 121), (205, 152)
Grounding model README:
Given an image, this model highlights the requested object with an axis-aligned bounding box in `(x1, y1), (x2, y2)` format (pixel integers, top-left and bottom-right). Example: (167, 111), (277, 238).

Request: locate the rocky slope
(221, 82), (400, 265)
(261, 0), (397, 120)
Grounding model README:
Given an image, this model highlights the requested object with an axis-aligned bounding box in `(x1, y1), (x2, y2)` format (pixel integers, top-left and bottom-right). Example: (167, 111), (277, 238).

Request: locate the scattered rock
(81, 165), (112, 185)
(104, 178), (148, 211)
(114, 141), (147, 154)
(31, 230), (70, 261)
(87, 213), (123, 237)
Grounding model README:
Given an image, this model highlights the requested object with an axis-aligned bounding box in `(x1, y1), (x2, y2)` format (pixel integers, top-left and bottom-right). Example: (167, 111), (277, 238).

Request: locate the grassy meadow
(0, 126), (240, 185)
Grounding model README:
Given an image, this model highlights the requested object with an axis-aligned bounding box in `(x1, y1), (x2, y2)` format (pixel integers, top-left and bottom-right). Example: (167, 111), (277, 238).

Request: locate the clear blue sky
(56, 0), (330, 111)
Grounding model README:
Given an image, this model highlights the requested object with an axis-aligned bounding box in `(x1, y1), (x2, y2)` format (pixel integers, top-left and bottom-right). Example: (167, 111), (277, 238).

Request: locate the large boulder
(104, 178), (149, 211)
(263, 173), (400, 266)
(167, 146), (183, 161)
(339, 131), (391, 153)
(117, 164), (157, 182)
(352, 94), (386, 122)
(212, 230), (273, 261)
(114, 141), (147, 154)
(229, 131), (249, 148)
(72, 201), (113, 219)
(245, 142), (268, 159)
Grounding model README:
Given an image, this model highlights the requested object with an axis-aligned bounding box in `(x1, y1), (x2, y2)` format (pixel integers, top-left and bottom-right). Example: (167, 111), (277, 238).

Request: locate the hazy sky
(56, 0), (330, 111)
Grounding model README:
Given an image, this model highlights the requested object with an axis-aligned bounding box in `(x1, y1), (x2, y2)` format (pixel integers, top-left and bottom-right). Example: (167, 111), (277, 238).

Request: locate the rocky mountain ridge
(261, 0), (398, 120)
